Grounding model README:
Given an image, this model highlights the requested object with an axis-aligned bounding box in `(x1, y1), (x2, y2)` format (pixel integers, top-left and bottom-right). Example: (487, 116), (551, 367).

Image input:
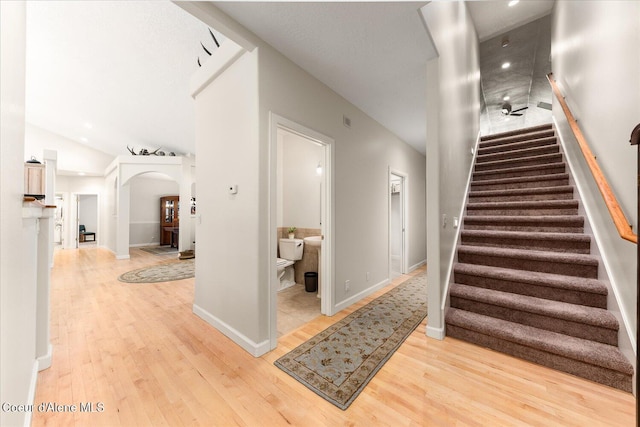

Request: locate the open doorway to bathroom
(389, 170), (408, 278)
(269, 114), (333, 348)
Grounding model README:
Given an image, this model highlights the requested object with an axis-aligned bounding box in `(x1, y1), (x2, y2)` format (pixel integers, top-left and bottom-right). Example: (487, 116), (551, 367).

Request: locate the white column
(115, 180), (130, 259)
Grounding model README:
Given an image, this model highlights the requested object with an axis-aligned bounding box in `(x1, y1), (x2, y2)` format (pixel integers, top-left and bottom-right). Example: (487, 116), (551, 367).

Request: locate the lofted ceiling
(25, 1), (556, 163)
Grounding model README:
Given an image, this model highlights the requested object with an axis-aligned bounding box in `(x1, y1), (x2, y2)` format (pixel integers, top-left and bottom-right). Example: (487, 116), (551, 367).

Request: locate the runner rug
(274, 272), (427, 410)
(118, 259), (194, 283)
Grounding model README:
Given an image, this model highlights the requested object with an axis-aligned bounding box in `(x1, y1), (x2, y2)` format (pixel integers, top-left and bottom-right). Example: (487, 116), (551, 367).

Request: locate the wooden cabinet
(160, 196), (179, 246)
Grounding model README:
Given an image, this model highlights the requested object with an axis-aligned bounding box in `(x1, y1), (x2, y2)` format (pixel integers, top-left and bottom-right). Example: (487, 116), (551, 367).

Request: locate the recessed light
(501, 36), (510, 48)
(80, 137), (89, 143)
(78, 172), (86, 176)
(501, 62), (511, 69)
(508, 0), (520, 7)
(503, 96), (510, 101)
(84, 122), (93, 129)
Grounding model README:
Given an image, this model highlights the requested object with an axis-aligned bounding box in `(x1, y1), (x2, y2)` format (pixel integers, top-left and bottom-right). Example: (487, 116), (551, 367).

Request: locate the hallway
(32, 248), (634, 426)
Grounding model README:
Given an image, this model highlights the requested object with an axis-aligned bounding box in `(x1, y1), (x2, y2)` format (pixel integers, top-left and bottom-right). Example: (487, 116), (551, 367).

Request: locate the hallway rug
(118, 259), (194, 283)
(274, 272), (427, 410)
(139, 245), (178, 255)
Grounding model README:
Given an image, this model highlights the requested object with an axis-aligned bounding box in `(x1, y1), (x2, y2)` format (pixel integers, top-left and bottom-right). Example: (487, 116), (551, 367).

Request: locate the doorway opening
(389, 170), (408, 279)
(269, 113), (333, 350)
(54, 194), (64, 249)
(76, 194), (98, 248)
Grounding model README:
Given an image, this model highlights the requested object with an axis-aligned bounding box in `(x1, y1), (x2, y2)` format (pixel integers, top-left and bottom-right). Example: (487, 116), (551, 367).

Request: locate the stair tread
(446, 308), (633, 375)
(461, 229), (591, 243)
(473, 162), (565, 179)
(467, 199), (579, 209)
(454, 263), (606, 294)
(480, 124), (554, 142)
(464, 215), (584, 224)
(469, 185), (574, 197)
(471, 173), (570, 187)
(476, 152), (562, 169)
(450, 283), (618, 329)
(478, 136), (557, 155)
(476, 144), (558, 163)
(457, 245), (598, 266)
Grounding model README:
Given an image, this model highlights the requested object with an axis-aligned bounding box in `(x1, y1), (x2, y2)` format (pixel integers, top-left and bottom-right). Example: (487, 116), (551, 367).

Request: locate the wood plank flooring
(32, 247), (634, 426)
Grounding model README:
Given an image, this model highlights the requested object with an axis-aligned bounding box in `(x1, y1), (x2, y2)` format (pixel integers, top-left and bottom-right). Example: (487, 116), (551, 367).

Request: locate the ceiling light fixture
(80, 137), (88, 143)
(78, 172), (86, 176)
(508, 0), (520, 7)
(84, 122), (93, 129)
(503, 96), (510, 101)
(501, 62), (511, 69)
(501, 36), (510, 48)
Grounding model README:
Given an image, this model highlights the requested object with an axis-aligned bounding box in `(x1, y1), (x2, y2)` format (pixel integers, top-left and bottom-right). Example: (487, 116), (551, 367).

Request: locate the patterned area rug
(118, 259), (194, 283)
(139, 245), (178, 255)
(274, 273), (427, 410)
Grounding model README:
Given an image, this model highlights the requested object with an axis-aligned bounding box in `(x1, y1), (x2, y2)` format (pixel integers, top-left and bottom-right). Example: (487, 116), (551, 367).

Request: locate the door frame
(388, 168), (408, 278)
(268, 112), (334, 350)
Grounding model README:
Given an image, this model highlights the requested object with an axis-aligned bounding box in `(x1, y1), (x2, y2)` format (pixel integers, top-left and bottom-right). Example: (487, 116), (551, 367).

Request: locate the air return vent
(343, 115), (351, 128)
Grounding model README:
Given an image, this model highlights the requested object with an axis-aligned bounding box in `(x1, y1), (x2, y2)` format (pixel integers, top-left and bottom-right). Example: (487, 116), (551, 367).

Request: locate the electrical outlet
(345, 280), (350, 292)
(366, 272), (370, 282)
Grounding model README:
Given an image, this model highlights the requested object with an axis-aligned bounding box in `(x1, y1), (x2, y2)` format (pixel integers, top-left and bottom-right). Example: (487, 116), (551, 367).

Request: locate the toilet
(277, 238), (304, 291)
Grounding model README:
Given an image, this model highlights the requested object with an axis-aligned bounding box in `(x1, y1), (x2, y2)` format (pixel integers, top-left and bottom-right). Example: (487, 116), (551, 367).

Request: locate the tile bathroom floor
(277, 284), (321, 336)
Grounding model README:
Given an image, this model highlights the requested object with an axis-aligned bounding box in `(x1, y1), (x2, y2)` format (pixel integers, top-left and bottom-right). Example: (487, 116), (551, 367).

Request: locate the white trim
(128, 243), (161, 248)
(37, 343), (52, 371)
(388, 169), (409, 279)
(268, 113), (335, 351)
(115, 254), (131, 260)
(334, 278), (390, 313)
(193, 304), (270, 357)
(426, 324), (445, 340)
(189, 40), (245, 99)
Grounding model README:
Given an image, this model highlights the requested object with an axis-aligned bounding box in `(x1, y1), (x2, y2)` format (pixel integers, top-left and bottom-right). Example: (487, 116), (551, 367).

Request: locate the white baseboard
(192, 304), (270, 357)
(426, 324), (445, 340)
(408, 260), (426, 273)
(115, 254), (130, 260)
(334, 278), (390, 313)
(24, 360), (38, 427)
(37, 343), (53, 371)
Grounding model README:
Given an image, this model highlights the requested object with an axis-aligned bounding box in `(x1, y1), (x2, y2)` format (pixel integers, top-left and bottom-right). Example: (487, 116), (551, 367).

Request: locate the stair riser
(477, 145), (559, 164)
(450, 297), (617, 345)
(475, 154), (563, 172)
(473, 165), (566, 181)
(480, 129), (555, 146)
(478, 137), (557, 156)
(469, 192), (574, 203)
(466, 206), (579, 216)
(445, 324), (632, 392)
(471, 177), (569, 191)
(453, 271), (607, 308)
(460, 235), (591, 254)
(457, 252), (598, 278)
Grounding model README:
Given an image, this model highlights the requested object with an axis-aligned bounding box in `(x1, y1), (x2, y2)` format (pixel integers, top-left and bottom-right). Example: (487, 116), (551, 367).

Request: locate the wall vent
(343, 115), (351, 128)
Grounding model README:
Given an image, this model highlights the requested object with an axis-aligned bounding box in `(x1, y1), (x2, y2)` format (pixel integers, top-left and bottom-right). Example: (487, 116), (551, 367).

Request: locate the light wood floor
(32, 247), (634, 426)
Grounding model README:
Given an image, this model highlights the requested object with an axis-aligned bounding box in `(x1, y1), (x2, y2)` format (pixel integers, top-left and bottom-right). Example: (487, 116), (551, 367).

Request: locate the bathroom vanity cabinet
(160, 196), (179, 247)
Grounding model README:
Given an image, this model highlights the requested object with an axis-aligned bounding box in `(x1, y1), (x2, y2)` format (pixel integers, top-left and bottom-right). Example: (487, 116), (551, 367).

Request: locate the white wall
(421, 1), (481, 338)
(192, 47), (265, 354)
(278, 130), (324, 229)
(1, 3), (37, 426)
(551, 0), (639, 354)
(25, 123), (114, 175)
(129, 175), (179, 246)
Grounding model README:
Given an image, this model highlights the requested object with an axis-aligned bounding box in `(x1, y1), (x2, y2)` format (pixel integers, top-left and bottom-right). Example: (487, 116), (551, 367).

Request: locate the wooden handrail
(547, 73), (637, 244)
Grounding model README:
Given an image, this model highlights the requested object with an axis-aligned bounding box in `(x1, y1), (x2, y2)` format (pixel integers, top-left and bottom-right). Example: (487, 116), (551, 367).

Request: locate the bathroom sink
(303, 236), (322, 247)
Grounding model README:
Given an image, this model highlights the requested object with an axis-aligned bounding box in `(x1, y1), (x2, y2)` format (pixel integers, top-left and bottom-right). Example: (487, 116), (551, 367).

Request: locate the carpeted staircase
(446, 123), (634, 392)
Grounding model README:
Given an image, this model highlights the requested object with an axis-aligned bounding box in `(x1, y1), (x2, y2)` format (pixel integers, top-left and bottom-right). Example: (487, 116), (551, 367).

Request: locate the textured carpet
(139, 245), (178, 255)
(118, 259), (194, 283)
(274, 273), (427, 410)
(447, 123), (633, 392)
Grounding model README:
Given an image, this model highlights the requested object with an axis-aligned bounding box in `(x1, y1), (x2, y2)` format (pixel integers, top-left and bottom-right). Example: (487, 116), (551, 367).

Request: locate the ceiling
(25, 1), (555, 162)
